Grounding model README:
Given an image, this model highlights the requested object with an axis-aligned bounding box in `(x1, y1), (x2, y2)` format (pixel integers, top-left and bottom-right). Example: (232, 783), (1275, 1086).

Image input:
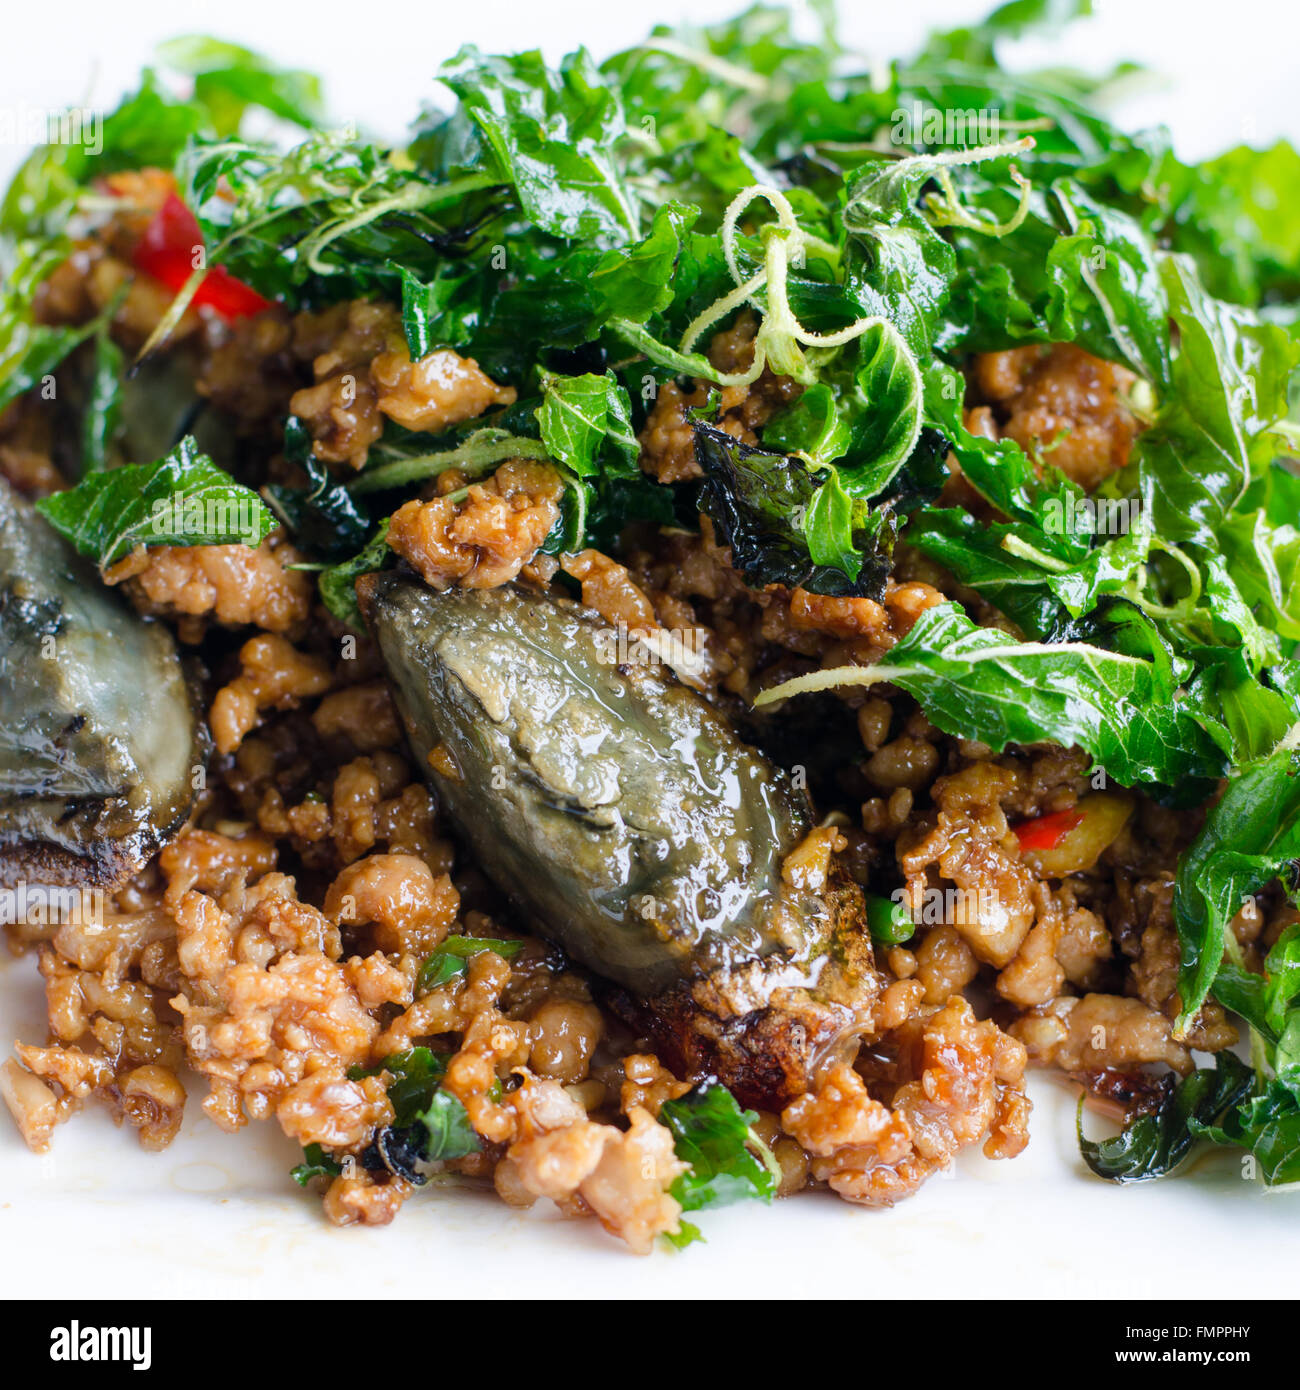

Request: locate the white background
(1, 0), (1299, 1300)
(0, 0), (1295, 165)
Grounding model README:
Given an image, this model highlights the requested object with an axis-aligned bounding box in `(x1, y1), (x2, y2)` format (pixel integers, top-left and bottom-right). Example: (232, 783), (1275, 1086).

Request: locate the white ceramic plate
(1, 0), (1297, 1300)
(1, 943), (1294, 1300)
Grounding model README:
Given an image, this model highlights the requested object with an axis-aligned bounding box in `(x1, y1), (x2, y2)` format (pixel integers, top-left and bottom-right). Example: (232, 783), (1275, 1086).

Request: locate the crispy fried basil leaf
(1190, 1068), (1300, 1185)
(318, 519), (391, 632)
(290, 1143), (343, 1186)
(35, 436), (274, 569)
(438, 45), (639, 244)
(695, 423), (891, 596)
(1174, 738), (1300, 1028)
(1078, 1052), (1254, 1182)
(264, 416), (372, 561)
(883, 424), (952, 514)
(660, 1079), (777, 1218)
(536, 370), (639, 478)
(836, 600), (1226, 788)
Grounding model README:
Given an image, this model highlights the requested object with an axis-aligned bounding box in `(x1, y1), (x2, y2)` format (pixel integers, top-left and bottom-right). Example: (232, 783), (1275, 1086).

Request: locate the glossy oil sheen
(367, 576), (818, 996)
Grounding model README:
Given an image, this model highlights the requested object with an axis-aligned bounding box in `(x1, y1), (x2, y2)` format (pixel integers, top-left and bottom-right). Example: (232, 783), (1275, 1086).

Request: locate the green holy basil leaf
(438, 45), (639, 244)
(1132, 255), (1299, 549)
(0, 319), (94, 418)
(1211, 923), (1300, 1055)
(906, 507), (1086, 640)
(0, 240), (95, 415)
(1219, 465), (1300, 646)
(835, 319), (924, 498)
(1174, 736), (1300, 1030)
(290, 1143), (343, 1186)
(416, 1089), (482, 1162)
(915, 0), (1094, 68)
(79, 327), (125, 475)
(418, 935), (524, 993)
(1189, 1066), (1300, 1186)
(1079, 1052), (1254, 1183)
(156, 36), (324, 136)
(373, 1048), (449, 1128)
(35, 436), (274, 569)
(177, 131), (498, 306)
(264, 416), (372, 563)
(938, 176), (1171, 387)
(803, 468), (859, 577)
(589, 200), (699, 323)
(762, 383), (852, 465)
(1169, 141), (1300, 306)
(842, 153), (958, 360)
(794, 600), (1228, 789)
(318, 519), (391, 632)
(923, 360), (1094, 563)
(397, 263), (481, 358)
(536, 370), (638, 479)
(660, 1079), (777, 1214)
(352, 1047), (482, 1175)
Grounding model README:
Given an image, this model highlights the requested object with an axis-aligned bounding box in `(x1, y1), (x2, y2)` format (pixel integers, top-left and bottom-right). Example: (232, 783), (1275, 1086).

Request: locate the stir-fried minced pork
(385, 459), (565, 590)
(105, 530), (313, 639)
(286, 301), (516, 468)
(967, 343), (1139, 491)
(0, 293), (1243, 1252)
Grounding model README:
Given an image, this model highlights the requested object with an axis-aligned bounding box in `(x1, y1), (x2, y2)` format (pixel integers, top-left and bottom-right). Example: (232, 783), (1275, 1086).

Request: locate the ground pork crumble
(386, 459), (565, 590)
(0, 231), (1249, 1251)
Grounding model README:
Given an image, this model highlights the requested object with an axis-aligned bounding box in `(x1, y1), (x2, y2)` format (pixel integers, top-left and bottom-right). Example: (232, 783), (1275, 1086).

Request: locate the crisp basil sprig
(1078, 1053), (1254, 1183)
(658, 1079), (778, 1248)
(36, 436), (275, 569)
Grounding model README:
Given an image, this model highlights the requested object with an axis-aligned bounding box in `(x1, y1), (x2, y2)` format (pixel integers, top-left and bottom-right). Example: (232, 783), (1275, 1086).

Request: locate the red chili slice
(132, 194), (271, 320)
(1012, 807), (1084, 852)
